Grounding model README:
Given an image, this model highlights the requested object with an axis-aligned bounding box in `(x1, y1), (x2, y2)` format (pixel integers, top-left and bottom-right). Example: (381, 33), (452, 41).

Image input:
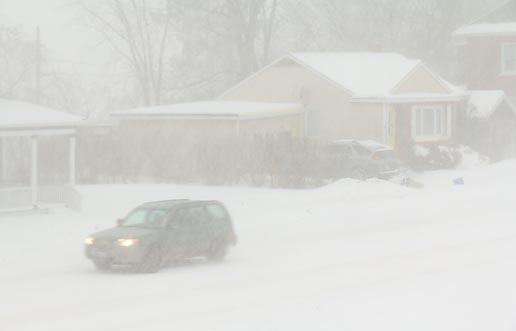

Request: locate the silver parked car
(327, 140), (403, 180)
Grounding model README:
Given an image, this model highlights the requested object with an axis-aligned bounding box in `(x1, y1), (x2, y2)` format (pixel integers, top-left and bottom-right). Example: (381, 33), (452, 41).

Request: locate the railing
(0, 186), (82, 212)
(0, 187), (32, 210)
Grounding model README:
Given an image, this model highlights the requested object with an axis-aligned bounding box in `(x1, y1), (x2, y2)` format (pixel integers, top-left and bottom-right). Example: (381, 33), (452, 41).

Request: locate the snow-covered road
(2, 162), (516, 331)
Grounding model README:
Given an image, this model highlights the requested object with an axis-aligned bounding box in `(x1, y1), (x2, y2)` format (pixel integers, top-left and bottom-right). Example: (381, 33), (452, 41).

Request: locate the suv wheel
(206, 240), (228, 262)
(137, 246), (162, 273)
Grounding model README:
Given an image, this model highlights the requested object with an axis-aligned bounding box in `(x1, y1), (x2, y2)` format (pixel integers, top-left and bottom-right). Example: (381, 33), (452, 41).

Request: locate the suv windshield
(121, 208), (168, 228)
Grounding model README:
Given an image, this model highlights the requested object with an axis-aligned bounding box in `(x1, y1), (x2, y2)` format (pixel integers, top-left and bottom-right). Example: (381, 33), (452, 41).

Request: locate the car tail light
(371, 152), (382, 160)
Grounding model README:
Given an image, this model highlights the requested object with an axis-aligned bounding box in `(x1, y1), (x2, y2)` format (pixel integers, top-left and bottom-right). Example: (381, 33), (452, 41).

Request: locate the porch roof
(0, 99), (84, 132)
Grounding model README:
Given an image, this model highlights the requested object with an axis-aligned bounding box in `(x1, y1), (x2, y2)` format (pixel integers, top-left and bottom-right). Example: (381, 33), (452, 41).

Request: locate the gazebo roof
(0, 99), (83, 130)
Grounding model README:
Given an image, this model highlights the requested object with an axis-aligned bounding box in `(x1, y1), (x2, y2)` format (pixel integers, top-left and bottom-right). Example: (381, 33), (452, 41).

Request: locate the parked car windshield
(121, 208), (168, 228)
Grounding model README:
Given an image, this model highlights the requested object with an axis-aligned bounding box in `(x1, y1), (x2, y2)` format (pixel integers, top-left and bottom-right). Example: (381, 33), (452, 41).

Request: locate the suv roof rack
(141, 199), (191, 207)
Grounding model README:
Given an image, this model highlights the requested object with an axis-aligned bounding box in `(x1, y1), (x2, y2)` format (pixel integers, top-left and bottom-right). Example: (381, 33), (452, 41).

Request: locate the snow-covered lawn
(2, 162), (516, 331)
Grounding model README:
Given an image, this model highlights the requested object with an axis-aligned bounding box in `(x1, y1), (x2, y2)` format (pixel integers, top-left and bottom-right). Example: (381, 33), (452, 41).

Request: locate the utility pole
(0, 139), (4, 187)
(35, 26), (41, 104)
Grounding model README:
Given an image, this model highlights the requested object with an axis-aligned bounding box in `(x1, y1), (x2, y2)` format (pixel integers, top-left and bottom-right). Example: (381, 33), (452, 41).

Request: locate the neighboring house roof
(0, 99), (84, 129)
(453, 22), (516, 37)
(473, 0), (516, 23)
(467, 90), (516, 119)
(454, 0), (516, 37)
(220, 52), (464, 102)
(111, 101), (303, 120)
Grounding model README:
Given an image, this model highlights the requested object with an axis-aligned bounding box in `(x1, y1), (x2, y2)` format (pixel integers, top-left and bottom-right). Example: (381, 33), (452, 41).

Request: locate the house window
(412, 105), (450, 140)
(502, 43), (516, 74)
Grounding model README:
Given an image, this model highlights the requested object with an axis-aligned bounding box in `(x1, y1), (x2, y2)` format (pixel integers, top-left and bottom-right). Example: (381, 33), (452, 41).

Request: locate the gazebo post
(0, 138), (4, 184)
(30, 136), (38, 208)
(69, 136), (76, 186)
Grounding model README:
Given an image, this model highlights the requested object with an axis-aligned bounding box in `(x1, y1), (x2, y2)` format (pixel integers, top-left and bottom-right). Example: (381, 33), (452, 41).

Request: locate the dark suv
(327, 140), (402, 180)
(84, 200), (237, 273)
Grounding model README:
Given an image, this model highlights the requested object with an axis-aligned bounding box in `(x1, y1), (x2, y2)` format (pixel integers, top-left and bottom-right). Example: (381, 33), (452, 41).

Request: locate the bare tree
(0, 25), (36, 99)
(308, 0), (507, 73)
(226, 0), (279, 78)
(79, 0), (173, 106)
(179, 0), (280, 80)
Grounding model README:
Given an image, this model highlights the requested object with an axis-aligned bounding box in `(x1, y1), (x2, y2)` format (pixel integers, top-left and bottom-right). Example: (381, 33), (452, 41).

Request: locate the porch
(0, 99), (84, 211)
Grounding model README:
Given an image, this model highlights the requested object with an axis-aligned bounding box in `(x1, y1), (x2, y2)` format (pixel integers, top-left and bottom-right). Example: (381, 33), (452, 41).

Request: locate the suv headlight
(85, 237), (95, 245)
(118, 238), (139, 247)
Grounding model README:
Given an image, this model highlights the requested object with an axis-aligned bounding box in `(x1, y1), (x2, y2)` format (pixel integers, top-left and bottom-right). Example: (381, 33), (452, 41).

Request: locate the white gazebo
(0, 99), (84, 210)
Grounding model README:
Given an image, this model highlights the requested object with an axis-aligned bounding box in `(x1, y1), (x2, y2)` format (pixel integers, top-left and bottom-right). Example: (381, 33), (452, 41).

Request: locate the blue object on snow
(453, 177), (465, 185)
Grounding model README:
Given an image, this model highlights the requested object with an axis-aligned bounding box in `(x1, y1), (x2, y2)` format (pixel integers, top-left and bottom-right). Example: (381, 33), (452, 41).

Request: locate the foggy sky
(0, 0), (106, 75)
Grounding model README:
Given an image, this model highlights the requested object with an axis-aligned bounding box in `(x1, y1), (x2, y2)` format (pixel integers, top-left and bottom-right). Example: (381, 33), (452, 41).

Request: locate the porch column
(30, 136), (38, 207)
(304, 107), (309, 138)
(0, 138), (5, 185)
(236, 120), (240, 137)
(69, 136), (76, 186)
(382, 103), (388, 144)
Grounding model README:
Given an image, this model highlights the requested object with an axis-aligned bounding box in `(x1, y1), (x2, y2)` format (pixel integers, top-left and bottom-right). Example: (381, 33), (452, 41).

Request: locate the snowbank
(2, 162), (516, 330)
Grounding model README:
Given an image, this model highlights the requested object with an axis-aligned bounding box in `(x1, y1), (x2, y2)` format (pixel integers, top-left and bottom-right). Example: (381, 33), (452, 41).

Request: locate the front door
(384, 106), (397, 147)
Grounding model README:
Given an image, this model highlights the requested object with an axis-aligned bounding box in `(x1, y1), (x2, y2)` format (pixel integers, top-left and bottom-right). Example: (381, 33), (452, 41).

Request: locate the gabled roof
(467, 90), (516, 119)
(220, 52), (460, 102)
(0, 99), (84, 129)
(111, 101), (303, 120)
(289, 52), (422, 97)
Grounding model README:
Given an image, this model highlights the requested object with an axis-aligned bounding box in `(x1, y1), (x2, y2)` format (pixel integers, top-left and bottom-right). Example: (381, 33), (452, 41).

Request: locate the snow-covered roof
(467, 90), (516, 119)
(351, 92), (465, 104)
(289, 52), (421, 97)
(0, 99), (84, 129)
(111, 101), (303, 120)
(219, 52), (464, 103)
(453, 23), (516, 37)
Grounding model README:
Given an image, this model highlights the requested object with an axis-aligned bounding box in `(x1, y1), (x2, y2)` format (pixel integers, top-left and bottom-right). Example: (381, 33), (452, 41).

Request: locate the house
(220, 52), (465, 159)
(453, 0), (516, 161)
(0, 99), (84, 211)
(110, 52), (467, 181)
(453, 0), (516, 97)
(461, 90), (516, 161)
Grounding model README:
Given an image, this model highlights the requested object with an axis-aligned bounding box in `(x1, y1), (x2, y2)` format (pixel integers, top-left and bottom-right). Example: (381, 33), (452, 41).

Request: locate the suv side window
(206, 204), (228, 221)
(187, 206), (206, 225)
(167, 208), (187, 229)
